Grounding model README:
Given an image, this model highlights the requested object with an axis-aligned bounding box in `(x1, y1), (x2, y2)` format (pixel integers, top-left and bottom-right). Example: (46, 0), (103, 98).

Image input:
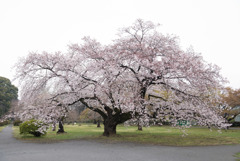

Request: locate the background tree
(79, 108), (102, 123)
(15, 20), (228, 136)
(65, 102), (86, 124)
(222, 87), (240, 107)
(221, 87), (240, 123)
(65, 110), (81, 124)
(0, 76), (18, 117)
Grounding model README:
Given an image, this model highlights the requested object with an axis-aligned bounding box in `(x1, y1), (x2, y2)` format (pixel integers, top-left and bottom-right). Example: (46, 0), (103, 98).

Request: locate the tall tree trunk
(102, 106), (117, 137)
(138, 125), (143, 131)
(102, 107), (132, 136)
(137, 123), (143, 131)
(52, 122), (56, 131)
(103, 119), (117, 137)
(97, 120), (101, 128)
(57, 120), (65, 134)
(79, 102), (132, 137)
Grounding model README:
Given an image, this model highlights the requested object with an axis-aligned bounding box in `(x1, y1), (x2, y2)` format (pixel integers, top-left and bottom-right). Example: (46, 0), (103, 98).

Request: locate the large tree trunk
(80, 99), (132, 137)
(102, 109), (132, 136)
(103, 118), (117, 137)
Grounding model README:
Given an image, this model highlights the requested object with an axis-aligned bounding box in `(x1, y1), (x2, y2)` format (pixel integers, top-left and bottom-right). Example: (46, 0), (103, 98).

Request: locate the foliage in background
(65, 109), (81, 124)
(79, 108), (102, 123)
(221, 87), (240, 125)
(0, 120), (8, 126)
(222, 88), (240, 107)
(13, 119), (22, 126)
(20, 119), (47, 137)
(0, 76), (18, 117)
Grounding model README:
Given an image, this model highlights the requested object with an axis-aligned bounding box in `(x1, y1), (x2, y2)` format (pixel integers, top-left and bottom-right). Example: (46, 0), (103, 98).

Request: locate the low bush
(231, 122), (240, 127)
(13, 119), (22, 126)
(19, 119), (47, 137)
(0, 120), (9, 126)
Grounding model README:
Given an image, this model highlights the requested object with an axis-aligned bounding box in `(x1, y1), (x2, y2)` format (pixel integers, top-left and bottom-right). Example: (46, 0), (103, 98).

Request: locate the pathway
(0, 126), (239, 161)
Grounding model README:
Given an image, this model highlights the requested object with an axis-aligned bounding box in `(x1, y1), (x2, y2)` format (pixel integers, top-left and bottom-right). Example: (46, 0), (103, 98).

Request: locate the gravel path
(0, 126), (239, 161)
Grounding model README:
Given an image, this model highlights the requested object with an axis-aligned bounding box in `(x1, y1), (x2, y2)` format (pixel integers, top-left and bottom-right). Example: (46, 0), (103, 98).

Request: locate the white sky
(0, 0), (240, 89)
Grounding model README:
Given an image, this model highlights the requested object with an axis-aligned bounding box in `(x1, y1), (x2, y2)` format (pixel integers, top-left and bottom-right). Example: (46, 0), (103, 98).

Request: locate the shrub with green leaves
(13, 119), (22, 126)
(19, 119), (47, 137)
(0, 120), (9, 126)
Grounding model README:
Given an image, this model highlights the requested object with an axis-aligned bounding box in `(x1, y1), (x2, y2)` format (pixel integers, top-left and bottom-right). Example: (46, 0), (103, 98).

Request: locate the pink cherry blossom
(13, 19), (229, 136)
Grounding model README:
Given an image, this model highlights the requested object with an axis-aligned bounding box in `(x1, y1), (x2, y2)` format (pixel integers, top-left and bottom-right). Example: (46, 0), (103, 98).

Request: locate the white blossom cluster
(17, 104), (67, 134)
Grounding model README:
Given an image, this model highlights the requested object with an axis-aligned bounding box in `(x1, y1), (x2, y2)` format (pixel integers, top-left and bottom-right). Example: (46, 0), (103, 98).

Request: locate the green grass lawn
(13, 124), (240, 146)
(0, 126), (5, 132)
(234, 152), (240, 161)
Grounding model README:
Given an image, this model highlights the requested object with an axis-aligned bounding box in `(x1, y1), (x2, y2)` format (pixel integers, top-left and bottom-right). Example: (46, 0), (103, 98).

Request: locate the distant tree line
(0, 76), (18, 117)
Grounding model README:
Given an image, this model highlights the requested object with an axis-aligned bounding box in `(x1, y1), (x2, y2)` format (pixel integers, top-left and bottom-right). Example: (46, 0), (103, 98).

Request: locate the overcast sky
(0, 0), (240, 89)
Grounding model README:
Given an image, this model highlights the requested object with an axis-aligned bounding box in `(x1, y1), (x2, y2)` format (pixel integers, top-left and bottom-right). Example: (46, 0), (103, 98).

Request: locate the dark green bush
(231, 122), (240, 127)
(0, 120), (9, 126)
(19, 119), (47, 137)
(13, 119), (22, 126)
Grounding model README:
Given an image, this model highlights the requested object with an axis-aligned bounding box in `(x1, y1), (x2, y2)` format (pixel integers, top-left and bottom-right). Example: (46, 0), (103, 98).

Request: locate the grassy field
(0, 126), (5, 132)
(13, 124), (240, 146)
(234, 152), (240, 161)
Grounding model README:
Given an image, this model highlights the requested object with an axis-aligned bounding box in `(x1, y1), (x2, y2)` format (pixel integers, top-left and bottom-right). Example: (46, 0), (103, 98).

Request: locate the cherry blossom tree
(112, 19), (229, 129)
(15, 19), (228, 136)
(15, 39), (136, 136)
(18, 104), (67, 134)
(2, 90), (68, 134)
